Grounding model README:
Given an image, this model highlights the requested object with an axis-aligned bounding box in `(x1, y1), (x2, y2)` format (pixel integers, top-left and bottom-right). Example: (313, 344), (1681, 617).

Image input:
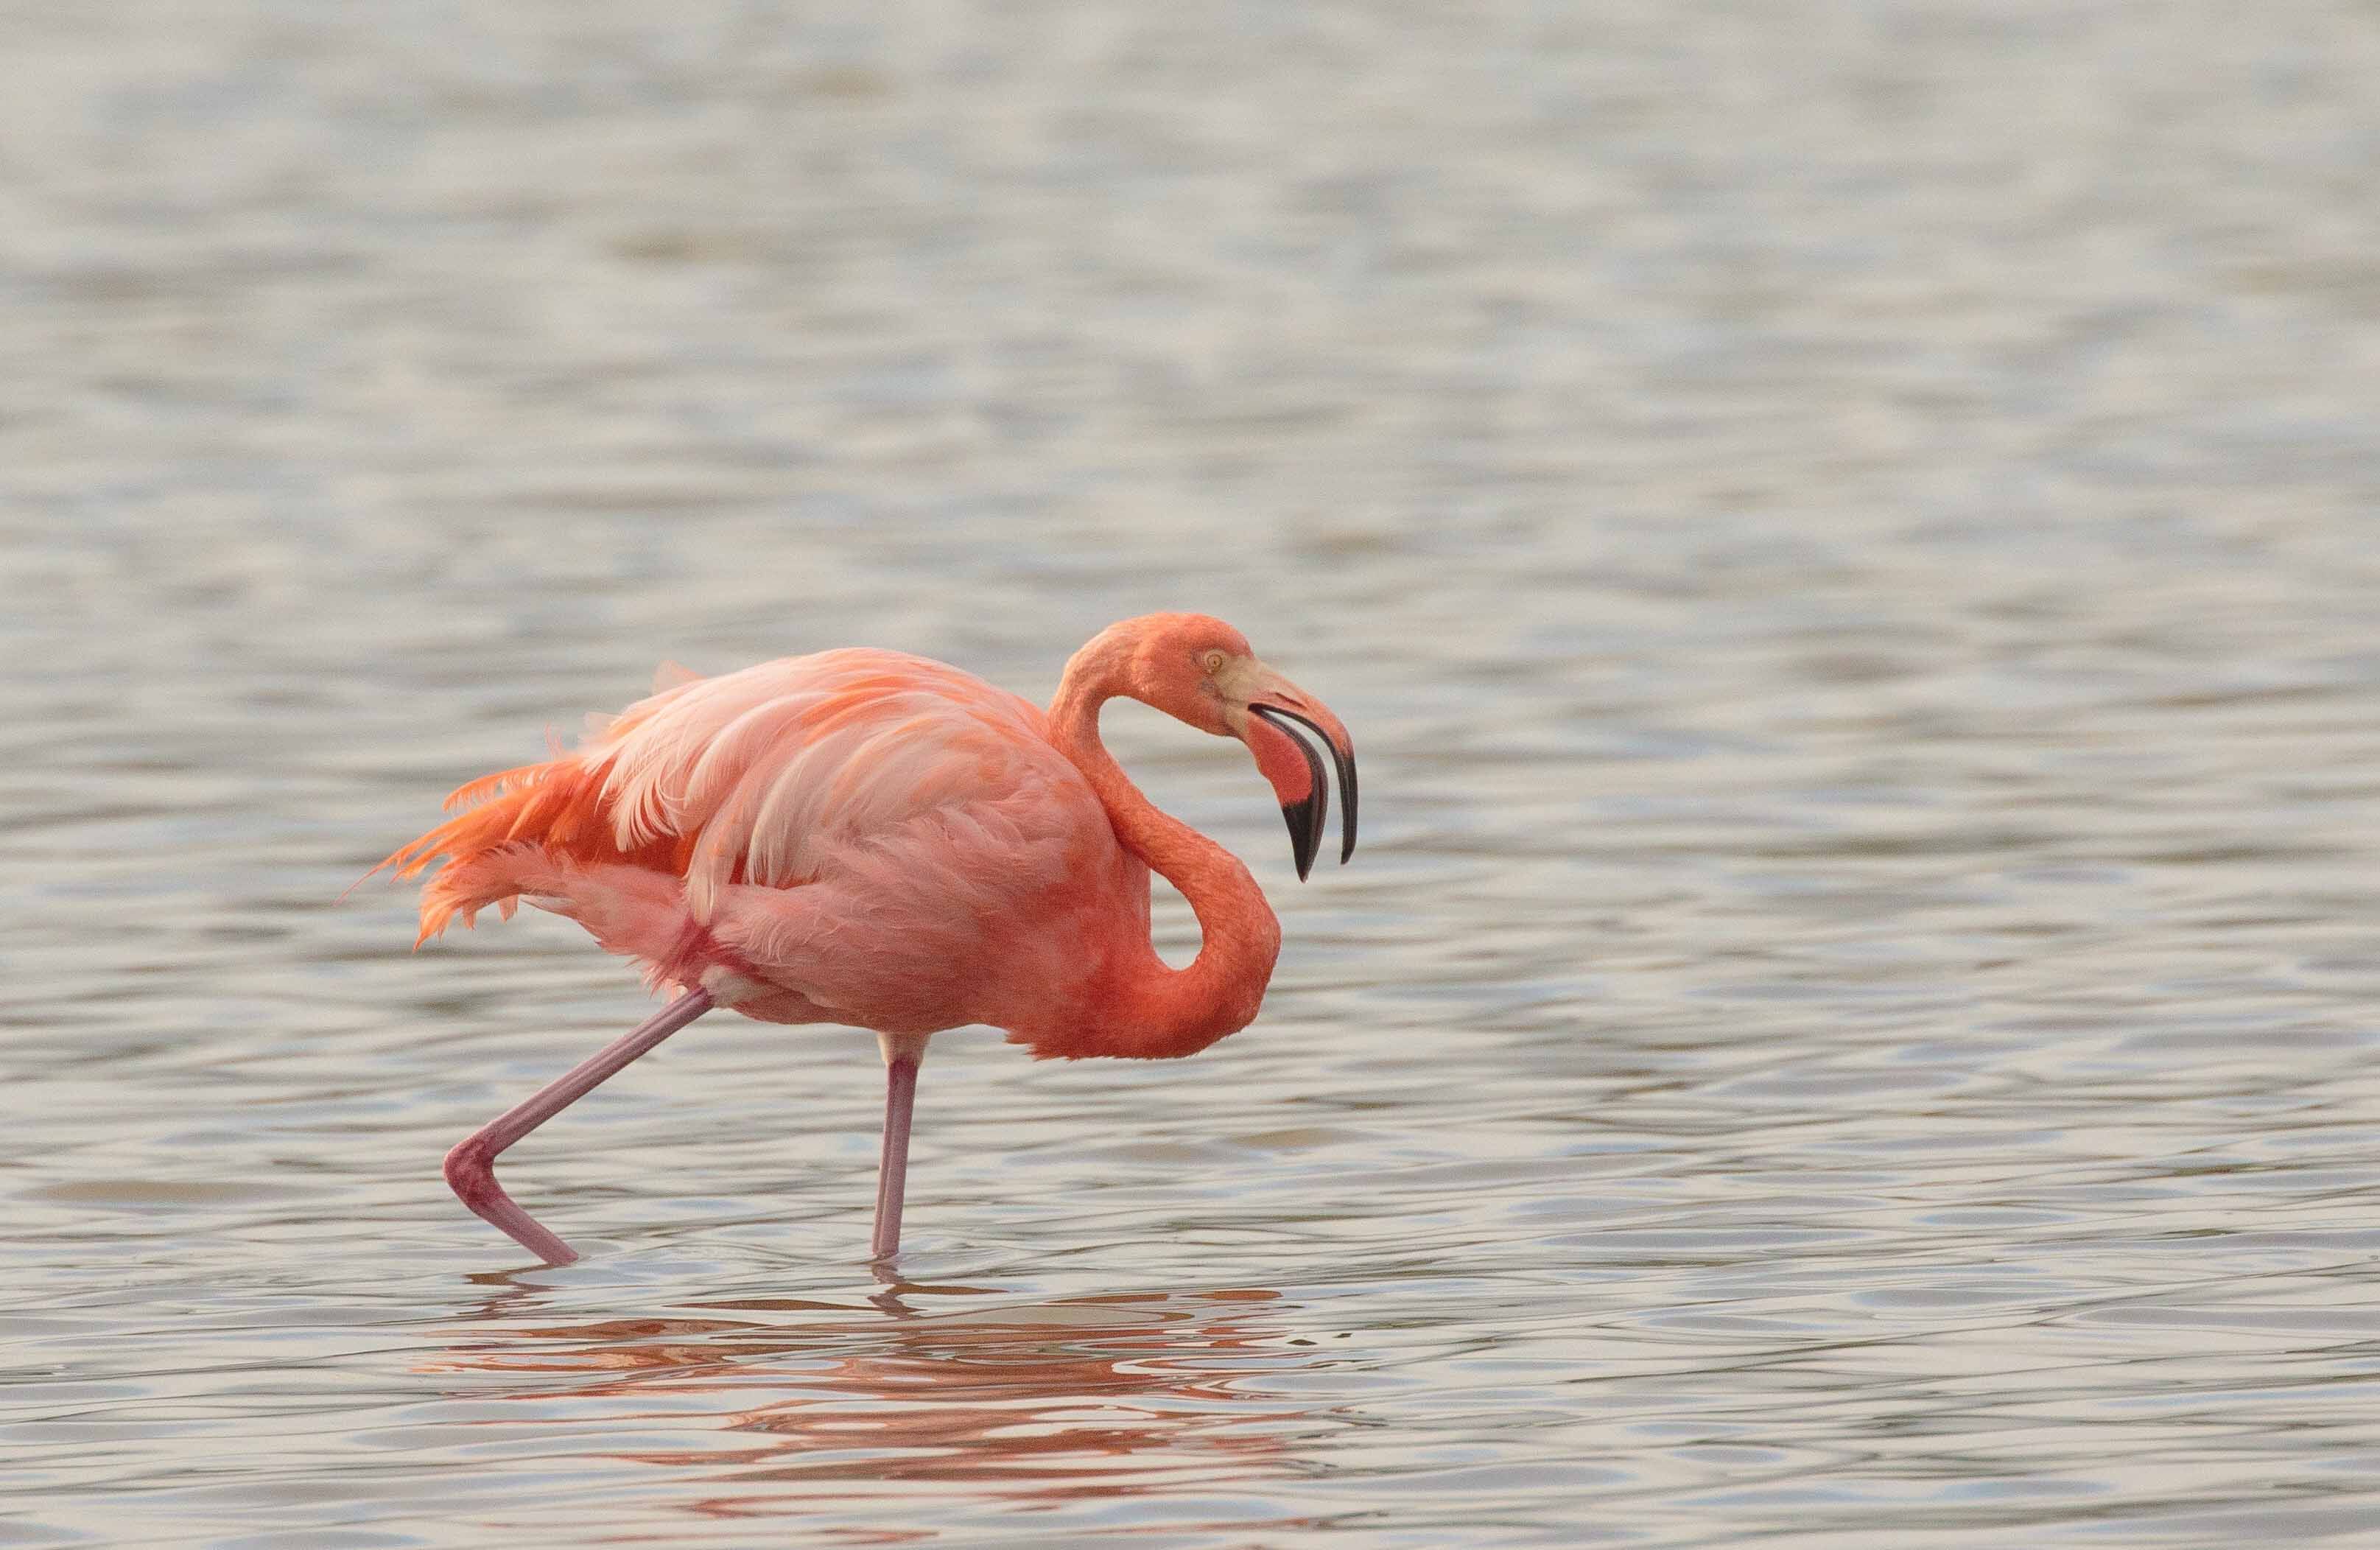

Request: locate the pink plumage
(382, 613), (1358, 1265)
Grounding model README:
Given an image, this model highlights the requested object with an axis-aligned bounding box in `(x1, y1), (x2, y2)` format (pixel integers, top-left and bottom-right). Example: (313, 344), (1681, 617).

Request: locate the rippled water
(10, 1), (2380, 1545)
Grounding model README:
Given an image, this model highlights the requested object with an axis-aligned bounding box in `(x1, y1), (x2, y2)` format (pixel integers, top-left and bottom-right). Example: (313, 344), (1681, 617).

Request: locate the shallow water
(9, 1), (2380, 1545)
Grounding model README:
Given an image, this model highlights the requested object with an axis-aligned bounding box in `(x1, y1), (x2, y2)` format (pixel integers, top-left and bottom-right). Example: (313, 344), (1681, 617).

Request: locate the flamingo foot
(444, 1139), (580, 1265)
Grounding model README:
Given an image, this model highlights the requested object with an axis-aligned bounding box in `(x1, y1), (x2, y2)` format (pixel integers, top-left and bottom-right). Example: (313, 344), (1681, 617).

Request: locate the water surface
(8, 1), (2380, 1545)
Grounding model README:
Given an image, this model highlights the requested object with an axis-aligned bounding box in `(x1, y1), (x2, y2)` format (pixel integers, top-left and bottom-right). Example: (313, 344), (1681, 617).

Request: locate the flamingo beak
(1241, 672), (1358, 882)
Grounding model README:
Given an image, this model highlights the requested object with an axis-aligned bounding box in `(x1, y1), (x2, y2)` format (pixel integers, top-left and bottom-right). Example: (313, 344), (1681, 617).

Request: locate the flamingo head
(1124, 614), (1359, 881)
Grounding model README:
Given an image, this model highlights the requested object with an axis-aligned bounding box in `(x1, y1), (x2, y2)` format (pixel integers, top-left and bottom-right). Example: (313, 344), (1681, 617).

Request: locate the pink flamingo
(381, 613), (1357, 1265)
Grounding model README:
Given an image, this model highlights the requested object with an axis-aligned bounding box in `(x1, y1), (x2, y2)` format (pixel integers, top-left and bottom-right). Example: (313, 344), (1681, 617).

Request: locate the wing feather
(387, 647), (1090, 941)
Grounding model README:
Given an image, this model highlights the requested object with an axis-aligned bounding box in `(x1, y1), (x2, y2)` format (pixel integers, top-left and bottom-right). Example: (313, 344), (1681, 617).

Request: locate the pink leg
(443, 987), (714, 1264)
(870, 1035), (925, 1263)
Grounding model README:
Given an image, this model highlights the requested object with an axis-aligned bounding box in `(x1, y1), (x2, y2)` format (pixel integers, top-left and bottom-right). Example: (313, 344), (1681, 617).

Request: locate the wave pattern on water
(8, 0), (2380, 1545)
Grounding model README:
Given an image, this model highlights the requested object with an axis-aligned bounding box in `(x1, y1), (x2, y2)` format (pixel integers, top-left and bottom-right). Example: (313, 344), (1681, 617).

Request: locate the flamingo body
(394, 650), (1150, 1054)
(385, 613), (1357, 1261)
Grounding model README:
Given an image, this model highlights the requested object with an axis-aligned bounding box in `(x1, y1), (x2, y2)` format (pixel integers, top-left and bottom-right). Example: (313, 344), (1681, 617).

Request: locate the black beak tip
(1255, 702), (1340, 883)
(1281, 800), (1319, 881)
(1338, 762), (1358, 865)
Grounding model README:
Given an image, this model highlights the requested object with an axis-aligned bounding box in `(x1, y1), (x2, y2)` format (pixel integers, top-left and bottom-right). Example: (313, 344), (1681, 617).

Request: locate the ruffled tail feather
(374, 756), (659, 944)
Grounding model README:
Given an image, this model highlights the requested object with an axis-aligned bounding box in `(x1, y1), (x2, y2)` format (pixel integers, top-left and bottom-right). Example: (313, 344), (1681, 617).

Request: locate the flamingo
(381, 613), (1357, 1265)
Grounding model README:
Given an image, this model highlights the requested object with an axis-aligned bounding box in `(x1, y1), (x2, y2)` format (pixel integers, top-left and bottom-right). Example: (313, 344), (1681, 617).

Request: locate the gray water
(9, 1), (2380, 1544)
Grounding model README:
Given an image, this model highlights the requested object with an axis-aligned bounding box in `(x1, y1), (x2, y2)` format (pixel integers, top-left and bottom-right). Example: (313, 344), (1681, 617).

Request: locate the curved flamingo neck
(1047, 639), (1281, 1058)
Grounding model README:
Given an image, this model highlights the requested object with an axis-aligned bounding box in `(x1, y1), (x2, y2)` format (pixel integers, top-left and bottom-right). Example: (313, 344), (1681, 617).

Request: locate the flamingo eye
(1204, 650), (1226, 674)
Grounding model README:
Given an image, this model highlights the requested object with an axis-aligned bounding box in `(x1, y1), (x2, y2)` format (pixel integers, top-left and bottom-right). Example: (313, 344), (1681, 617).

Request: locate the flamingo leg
(443, 987), (715, 1265)
(870, 1034), (925, 1263)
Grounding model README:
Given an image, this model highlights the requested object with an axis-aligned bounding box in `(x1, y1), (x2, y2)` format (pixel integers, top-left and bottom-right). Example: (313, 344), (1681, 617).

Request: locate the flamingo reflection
(426, 1285), (1334, 1518)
